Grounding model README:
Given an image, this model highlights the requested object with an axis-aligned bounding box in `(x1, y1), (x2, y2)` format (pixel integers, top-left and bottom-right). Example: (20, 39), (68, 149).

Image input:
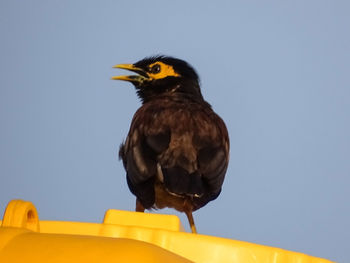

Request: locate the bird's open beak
(112, 64), (149, 84)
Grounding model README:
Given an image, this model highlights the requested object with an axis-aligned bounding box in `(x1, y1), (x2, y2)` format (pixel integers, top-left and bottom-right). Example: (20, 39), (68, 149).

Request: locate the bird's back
(120, 93), (229, 212)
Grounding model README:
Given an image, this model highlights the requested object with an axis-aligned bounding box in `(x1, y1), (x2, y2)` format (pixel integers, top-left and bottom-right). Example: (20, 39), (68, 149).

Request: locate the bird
(112, 55), (229, 233)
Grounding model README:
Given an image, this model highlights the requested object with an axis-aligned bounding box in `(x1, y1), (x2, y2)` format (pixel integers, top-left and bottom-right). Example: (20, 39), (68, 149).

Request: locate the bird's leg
(185, 209), (197, 234)
(184, 199), (197, 234)
(135, 199), (145, 212)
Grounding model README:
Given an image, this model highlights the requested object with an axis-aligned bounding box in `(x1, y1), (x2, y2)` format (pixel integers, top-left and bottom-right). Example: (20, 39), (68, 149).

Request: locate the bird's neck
(137, 81), (204, 104)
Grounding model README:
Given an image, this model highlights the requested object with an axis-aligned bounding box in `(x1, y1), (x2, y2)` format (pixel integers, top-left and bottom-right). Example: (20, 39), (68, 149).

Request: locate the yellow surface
(104, 208), (185, 232)
(0, 200), (334, 263)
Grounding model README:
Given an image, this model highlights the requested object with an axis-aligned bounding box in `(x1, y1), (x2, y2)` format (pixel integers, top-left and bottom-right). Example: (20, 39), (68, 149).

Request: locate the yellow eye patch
(147, 62), (180, 79)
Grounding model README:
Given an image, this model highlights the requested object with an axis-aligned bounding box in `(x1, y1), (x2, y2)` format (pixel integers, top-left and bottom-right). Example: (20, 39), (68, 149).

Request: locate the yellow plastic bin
(0, 200), (333, 263)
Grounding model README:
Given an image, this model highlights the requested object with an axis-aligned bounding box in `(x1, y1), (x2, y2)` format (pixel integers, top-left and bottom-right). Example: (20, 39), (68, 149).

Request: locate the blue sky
(0, 1), (349, 262)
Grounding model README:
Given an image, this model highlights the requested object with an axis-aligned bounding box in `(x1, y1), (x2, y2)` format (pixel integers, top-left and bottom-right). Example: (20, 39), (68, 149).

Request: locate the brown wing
(120, 97), (229, 210)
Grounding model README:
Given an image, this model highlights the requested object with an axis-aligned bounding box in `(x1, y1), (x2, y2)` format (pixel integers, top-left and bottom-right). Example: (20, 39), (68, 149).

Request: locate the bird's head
(112, 56), (203, 102)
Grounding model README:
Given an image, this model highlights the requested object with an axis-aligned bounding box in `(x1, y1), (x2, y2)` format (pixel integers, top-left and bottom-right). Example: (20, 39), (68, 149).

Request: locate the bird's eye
(150, 64), (161, 74)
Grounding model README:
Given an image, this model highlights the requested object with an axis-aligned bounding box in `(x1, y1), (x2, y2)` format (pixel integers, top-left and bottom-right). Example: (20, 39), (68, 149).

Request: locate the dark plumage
(112, 56), (229, 233)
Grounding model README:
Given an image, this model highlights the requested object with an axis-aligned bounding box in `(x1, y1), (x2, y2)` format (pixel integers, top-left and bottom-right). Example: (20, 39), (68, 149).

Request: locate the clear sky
(0, 1), (349, 262)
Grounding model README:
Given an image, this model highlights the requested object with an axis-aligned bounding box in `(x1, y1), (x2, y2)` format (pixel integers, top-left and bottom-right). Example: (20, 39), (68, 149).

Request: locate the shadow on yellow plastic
(0, 200), (333, 263)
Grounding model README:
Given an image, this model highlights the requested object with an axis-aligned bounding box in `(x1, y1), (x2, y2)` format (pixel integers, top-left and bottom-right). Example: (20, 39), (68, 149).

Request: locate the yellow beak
(111, 64), (149, 82)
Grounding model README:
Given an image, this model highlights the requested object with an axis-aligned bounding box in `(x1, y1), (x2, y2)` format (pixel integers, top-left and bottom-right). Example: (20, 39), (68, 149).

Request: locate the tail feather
(162, 166), (204, 197)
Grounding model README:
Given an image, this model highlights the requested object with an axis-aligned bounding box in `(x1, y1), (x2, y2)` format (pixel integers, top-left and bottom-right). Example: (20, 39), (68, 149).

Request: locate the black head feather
(134, 55), (203, 103)
(134, 55), (200, 83)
